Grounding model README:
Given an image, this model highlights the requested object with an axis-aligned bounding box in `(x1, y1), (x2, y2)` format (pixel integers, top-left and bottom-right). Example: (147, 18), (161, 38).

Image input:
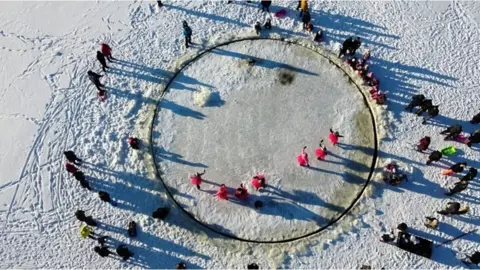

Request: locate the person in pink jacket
(251, 174), (266, 191)
(329, 128), (344, 146)
(297, 146), (310, 167)
(314, 140), (327, 160)
(216, 184), (229, 200)
(190, 169), (206, 190)
(234, 183), (249, 200)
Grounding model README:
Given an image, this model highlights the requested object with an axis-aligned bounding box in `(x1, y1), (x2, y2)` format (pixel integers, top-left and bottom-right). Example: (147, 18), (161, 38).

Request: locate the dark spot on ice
(277, 69), (295, 85)
(56, 52), (62, 56)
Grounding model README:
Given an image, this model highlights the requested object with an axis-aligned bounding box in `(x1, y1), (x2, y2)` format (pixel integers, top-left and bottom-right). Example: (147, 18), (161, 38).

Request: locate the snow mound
(193, 87), (212, 107)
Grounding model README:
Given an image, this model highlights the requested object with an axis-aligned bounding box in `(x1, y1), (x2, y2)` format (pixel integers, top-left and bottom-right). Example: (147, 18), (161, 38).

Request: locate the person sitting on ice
(416, 136), (431, 152)
(465, 129), (480, 148)
(190, 169), (206, 190)
(422, 105), (439, 124)
(315, 140), (327, 160)
(424, 217), (439, 230)
(128, 137), (140, 149)
(234, 183), (249, 200)
(426, 150), (442, 165)
(440, 124), (463, 141)
(442, 162), (467, 176)
(437, 201), (469, 215)
(380, 229), (395, 243)
(415, 99), (433, 116)
(445, 180), (468, 196)
(461, 167), (477, 181)
(405, 94), (425, 112)
(216, 184), (229, 200)
(329, 128), (344, 146)
(297, 146), (310, 167)
(251, 174), (266, 191)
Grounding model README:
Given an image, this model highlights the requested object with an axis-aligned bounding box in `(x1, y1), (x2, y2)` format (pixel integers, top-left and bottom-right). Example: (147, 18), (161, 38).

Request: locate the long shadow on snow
(156, 147), (209, 169)
(160, 99), (206, 120)
(165, 4), (250, 28)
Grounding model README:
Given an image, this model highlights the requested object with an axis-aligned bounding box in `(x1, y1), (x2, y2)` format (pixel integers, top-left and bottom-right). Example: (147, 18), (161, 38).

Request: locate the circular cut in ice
(153, 39), (376, 242)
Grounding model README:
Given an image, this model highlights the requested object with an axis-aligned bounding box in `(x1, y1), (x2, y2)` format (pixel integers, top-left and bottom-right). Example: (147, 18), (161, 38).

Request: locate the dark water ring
(149, 37), (379, 244)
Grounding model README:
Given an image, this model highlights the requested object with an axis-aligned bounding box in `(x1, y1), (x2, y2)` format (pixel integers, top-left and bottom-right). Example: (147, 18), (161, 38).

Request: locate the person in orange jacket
(299, 0), (308, 17)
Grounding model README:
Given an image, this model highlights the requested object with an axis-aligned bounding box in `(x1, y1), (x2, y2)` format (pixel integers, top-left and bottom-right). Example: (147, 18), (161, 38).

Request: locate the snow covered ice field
(0, 1), (480, 269)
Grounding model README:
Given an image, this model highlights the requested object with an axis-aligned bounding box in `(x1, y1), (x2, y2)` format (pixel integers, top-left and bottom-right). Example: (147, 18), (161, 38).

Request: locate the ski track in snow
(0, 1), (479, 268)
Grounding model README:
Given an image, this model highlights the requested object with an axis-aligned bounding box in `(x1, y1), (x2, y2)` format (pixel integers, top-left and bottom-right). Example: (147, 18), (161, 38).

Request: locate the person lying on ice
(461, 167), (478, 181)
(440, 124), (462, 141)
(234, 183), (249, 200)
(437, 201), (469, 215)
(442, 162), (467, 176)
(445, 180), (468, 196)
(405, 94), (425, 112)
(426, 150), (442, 165)
(416, 136), (431, 152)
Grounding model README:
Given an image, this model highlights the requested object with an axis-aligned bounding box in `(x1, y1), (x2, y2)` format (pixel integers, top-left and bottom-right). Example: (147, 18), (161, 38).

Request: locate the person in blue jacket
(183, 21), (193, 48)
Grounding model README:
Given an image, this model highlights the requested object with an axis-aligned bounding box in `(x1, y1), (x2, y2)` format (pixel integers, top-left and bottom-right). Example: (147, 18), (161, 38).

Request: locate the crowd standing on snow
(64, 0), (480, 267)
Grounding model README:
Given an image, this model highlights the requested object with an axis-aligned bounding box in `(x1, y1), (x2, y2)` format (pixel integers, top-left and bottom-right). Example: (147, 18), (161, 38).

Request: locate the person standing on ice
(182, 21), (193, 48)
(329, 128), (344, 146)
(64, 151), (82, 165)
(216, 184), (229, 200)
(190, 169), (206, 189)
(301, 10), (311, 30)
(461, 167), (477, 181)
(426, 150), (442, 165)
(416, 136), (431, 152)
(100, 43), (115, 62)
(297, 146), (310, 167)
(254, 22), (261, 35)
(298, 0), (308, 18)
(66, 162), (78, 174)
(465, 129), (480, 147)
(88, 70), (105, 91)
(96, 51), (109, 72)
(315, 140), (327, 160)
(128, 137), (140, 149)
(260, 0), (271, 12)
(251, 174), (266, 191)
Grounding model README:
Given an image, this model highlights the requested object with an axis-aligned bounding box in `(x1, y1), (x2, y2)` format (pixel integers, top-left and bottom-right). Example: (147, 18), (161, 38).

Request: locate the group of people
(405, 94), (440, 124)
(87, 43), (115, 101)
(297, 129), (343, 167)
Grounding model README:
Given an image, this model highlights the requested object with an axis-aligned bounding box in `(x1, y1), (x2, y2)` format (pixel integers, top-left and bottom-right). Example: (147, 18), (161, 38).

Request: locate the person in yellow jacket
(299, 0), (308, 17)
(80, 225), (99, 239)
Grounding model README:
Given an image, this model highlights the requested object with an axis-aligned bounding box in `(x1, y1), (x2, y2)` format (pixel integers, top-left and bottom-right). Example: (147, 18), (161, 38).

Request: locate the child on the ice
(96, 51), (108, 72)
(297, 146), (310, 167)
(440, 124), (462, 141)
(426, 150), (442, 165)
(66, 162), (78, 174)
(87, 70), (105, 91)
(461, 167), (478, 181)
(182, 21), (193, 48)
(315, 140), (327, 160)
(445, 180), (468, 196)
(128, 137), (140, 149)
(64, 150), (82, 165)
(254, 22), (261, 35)
(100, 43), (115, 62)
(405, 94), (425, 112)
(216, 184), (229, 200)
(442, 162), (467, 175)
(329, 128), (344, 146)
(465, 129), (480, 147)
(251, 174), (266, 190)
(471, 112), (480, 124)
(416, 136), (431, 152)
(234, 183), (249, 200)
(190, 169), (206, 189)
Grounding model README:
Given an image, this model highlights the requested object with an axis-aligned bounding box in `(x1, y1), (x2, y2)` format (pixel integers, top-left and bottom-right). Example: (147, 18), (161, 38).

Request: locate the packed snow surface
(0, 1), (479, 269)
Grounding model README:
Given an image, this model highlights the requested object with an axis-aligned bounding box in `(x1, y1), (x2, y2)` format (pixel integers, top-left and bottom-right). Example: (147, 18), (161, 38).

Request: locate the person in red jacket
(66, 163), (78, 174)
(234, 184), (249, 200)
(416, 136), (431, 152)
(128, 137), (139, 150)
(100, 43), (115, 62)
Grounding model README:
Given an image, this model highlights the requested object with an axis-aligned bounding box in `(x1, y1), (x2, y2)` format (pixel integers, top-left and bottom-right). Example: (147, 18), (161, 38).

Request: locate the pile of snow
(193, 87), (213, 107)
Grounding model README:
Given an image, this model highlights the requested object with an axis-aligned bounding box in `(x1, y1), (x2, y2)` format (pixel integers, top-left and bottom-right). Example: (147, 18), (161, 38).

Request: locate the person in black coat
(98, 191), (116, 205)
(87, 71), (105, 91)
(415, 99), (433, 116)
(94, 246), (113, 257)
(96, 51), (108, 72)
(440, 124), (463, 141)
(422, 105), (439, 124)
(350, 37), (361, 55)
(260, 0), (271, 12)
(471, 112), (480, 124)
(152, 207), (170, 219)
(75, 210), (97, 226)
(461, 167), (478, 181)
(445, 180), (468, 196)
(64, 151), (82, 165)
(339, 37), (354, 58)
(405, 94), (425, 112)
(302, 10), (311, 30)
(426, 150), (442, 165)
(116, 244), (134, 261)
(465, 130), (480, 147)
